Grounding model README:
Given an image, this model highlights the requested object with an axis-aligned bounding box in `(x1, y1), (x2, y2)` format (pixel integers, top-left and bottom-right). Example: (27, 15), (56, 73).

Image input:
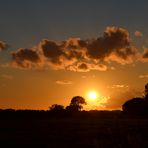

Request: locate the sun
(87, 91), (98, 101)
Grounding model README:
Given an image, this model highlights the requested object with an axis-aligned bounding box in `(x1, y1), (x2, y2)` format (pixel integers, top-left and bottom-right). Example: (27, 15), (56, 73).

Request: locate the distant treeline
(1, 108), (148, 120)
(0, 109), (122, 119)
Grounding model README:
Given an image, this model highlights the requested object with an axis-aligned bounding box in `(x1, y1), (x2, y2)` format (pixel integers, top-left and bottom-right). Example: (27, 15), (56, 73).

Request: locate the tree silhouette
(122, 97), (145, 114)
(145, 83), (148, 100)
(49, 104), (64, 111)
(122, 83), (148, 115)
(66, 96), (86, 112)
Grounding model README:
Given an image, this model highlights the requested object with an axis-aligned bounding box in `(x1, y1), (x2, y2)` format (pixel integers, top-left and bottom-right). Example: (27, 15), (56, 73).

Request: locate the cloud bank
(11, 26), (144, 72)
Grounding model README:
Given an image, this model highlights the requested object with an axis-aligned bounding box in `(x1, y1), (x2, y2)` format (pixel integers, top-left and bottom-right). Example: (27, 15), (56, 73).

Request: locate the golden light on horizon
(84, 90), (110, 110)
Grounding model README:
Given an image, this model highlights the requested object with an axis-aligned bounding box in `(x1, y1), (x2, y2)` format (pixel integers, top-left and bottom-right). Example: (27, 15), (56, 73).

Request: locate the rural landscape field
(0, 111), (148, 148)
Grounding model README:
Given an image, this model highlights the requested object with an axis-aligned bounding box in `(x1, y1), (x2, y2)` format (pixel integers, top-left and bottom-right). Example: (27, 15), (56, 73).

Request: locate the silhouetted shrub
(66, 105), (81, 112)
(49, 104), (64, 111)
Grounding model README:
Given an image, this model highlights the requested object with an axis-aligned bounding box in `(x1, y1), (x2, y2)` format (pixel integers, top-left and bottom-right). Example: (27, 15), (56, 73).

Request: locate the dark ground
(0, 111), (148, 148)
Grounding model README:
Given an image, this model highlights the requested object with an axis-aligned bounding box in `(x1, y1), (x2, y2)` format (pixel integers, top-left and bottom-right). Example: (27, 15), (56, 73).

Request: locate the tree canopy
(66, 96), (86, 112)
(122, 83), (148, 115)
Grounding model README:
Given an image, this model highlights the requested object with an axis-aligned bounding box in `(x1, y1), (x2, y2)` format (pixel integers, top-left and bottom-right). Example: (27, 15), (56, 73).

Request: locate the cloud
(0, 74), (13, 79)
(56, 80), (73, 85)
(109, 84), (129, 89)
(40, 39), (65, 65)
(11, 26), (140, 71)
(139, 74), (148, 79)
(67, 62), (107, 72)
(85, 27), (138, 64)
(11, 48), (42, 68)
(82, 75), (87, 79)
(107, 46), (138, 64)
(38, 39), (87, 70)
(0, 41), (8, 51)
(86, 27), (130, 59)
(110, 66), (115, 70)
(141, 48), (148, 62)
(134, 31), (143, 37)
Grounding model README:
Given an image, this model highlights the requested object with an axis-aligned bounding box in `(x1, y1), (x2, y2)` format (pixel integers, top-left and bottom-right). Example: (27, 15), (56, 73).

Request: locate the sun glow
(87, 91), (98, 101)
(85, 90), (110, 110)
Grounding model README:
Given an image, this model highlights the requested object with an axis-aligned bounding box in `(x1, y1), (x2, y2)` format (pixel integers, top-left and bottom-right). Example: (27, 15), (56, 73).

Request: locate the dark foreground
(0, 111), (148, 148)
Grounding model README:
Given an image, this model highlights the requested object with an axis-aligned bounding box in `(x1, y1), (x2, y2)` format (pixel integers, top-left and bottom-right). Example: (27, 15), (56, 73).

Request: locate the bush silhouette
(66, 105), (81, 112)
(49, 104), (64, 111)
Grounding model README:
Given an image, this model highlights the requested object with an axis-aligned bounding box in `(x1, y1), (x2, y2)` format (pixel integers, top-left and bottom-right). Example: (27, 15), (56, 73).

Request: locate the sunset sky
(0, 0), (148, 110)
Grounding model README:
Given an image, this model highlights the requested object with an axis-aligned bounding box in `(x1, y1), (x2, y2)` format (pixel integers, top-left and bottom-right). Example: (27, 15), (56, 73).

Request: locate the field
(0, 112), (148, 148)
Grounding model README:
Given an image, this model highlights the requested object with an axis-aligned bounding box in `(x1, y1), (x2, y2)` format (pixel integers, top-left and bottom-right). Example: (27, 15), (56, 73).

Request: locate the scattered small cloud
(134, 31), (143, 37)
(110, 66), (115, 70)
(82, 75), (87, 79)
(0, 74), (13, 79)
(0, 41), (8, 51)
(56, 80), (73, 85)
(139, 74), (148, 79)
(108, 84), (129, 89)
(92, 75), (96, 78)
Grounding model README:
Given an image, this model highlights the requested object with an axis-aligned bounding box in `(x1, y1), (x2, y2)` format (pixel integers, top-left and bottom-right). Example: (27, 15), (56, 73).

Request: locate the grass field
(0, 114), (148, 148)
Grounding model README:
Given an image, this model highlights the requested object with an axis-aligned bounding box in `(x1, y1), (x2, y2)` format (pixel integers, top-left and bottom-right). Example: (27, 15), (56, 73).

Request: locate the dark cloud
(78, 63), (88, 71)
(12, 48), (41, 68)
(84, 27), (138, 64)
(11, 26), (141, 71)
(40, 39), (65, 65)
(140, 48), (148, 62)
(0, 41), (8, 51)
(67, 62), (107, 72)
(143, 49), (148, 58)
(86, 27), (130, 59)
(61, 38), (86, 61)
